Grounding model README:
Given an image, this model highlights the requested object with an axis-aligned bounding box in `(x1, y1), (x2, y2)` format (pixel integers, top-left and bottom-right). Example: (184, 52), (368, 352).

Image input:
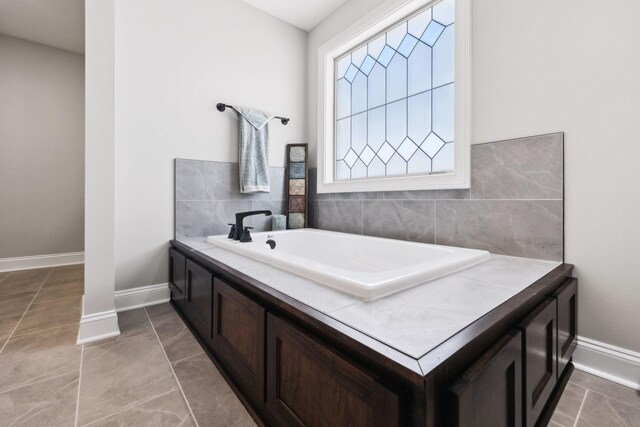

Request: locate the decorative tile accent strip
(308, 133), (564, 261)
(289, 162), (306, 179)
(289, 179), (305, 196)
(174, 159), (286, 238)
(289, 196), (306, 213)
(285, 144), (309, 229)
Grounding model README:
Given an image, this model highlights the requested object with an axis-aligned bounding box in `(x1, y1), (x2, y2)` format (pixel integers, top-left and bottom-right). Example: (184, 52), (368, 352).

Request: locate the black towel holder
(216, 103), (290, 125)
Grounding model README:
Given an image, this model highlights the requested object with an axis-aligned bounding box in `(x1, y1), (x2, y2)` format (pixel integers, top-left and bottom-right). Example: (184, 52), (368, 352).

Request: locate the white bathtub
(206, 229), (490, 300)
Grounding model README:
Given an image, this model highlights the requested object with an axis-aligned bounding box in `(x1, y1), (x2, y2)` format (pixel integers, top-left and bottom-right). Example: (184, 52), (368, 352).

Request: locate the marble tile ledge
(175, 237), (560, 359)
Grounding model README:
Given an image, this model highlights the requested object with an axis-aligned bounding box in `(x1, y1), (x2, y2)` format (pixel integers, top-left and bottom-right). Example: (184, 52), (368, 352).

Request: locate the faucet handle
(240, 226), (254, 243)
(227, 223), (236, 239)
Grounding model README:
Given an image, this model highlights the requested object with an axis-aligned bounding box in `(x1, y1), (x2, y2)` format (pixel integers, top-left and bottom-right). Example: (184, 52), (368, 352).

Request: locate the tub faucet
(232, 210), (272, 241)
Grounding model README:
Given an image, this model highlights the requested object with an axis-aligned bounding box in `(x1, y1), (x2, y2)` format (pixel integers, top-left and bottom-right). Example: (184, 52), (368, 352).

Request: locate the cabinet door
(552, 279), (577, 378)
(519, 298), (557, 427)
(449, 330), (523, 427)
(212, 278), (265, 404)
(169, 249), (186, 310)
(184, 259), (213, 339)
(266, 314), (400, 427)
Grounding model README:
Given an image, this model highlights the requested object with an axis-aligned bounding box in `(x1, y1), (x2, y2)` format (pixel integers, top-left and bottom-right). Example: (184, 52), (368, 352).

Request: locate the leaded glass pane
(433, 24), (454, 87)
(336, 117), (351, 159)
(408, 41), (431, 96)
(408, 91), (431, 144)
(351, 72), (367, 114)
(386, 99), (406, 148)
(386, 53), (407, 102)
(335, 0), (456, 181)
(432, 83), (454, 142)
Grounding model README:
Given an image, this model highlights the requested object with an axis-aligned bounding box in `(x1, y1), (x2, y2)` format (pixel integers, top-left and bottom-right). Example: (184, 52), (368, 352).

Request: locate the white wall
(79, 0), (119, 343)
(308, 0), (640, 358)
(113, 0), (307, 291)
(0, 35), (84, 259)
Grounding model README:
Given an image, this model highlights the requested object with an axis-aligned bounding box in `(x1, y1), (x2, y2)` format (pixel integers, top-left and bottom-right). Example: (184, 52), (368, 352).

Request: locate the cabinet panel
(519, 298), (557, 427)
(552, 279), (577, 378)
(185, 259), (213, 339)
(169, 249), (186, 310)
(449, 330), (523, 427)
(212, 278), (265, 403)
(267, 314), (400, 427)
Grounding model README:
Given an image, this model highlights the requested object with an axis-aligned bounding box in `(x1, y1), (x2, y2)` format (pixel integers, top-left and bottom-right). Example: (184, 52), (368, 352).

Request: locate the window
(317, 0), (470, 193)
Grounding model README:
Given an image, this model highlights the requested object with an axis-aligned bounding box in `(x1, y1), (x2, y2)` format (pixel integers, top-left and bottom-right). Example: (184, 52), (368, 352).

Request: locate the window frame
(317, 0), (471, 193)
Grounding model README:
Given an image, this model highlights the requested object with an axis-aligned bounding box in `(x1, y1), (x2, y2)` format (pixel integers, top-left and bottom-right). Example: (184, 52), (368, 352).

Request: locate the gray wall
(175, 160), (286, 239)
(309, 134), (564, 261)
(0, 35), (84, 258)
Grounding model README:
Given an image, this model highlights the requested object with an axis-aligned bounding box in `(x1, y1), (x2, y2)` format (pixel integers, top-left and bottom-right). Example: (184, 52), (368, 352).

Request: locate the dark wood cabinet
(169, 249), (187, 310)
(169, 243), (575, 427)
(212, 278), (265, 404)
(184, 259), (213, 339)
(552, 279), (577, 378)
(449, 330), (523, 427)
(266, 314), (400, 427)
(519, 298), (557, 426)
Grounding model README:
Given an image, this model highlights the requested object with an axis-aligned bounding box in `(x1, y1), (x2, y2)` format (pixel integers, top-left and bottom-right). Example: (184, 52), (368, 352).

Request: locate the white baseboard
(77, 304), (121, 345)
(573, 335), (640, 391)
(114, 283), (170, 312)
(0, 252), (84, 272)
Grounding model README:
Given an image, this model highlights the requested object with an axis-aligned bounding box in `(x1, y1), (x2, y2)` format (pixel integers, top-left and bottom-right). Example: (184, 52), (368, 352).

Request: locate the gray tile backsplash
(176, 133), (564, 261)
(309, 133), (564, 261)
(175, 159), (286, 239)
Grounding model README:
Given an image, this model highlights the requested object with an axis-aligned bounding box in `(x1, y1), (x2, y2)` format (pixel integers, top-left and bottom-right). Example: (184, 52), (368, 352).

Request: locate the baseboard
(77, 301), (121, 345)
(114, 283), (170, 312)
(0, 252), (84, 272)
(573, 335), (640, 391)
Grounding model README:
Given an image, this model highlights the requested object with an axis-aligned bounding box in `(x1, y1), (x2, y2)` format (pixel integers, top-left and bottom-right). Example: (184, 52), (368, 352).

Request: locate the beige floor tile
(46, 264), (84, 282)
(13, 296), (82, 336)
(86, 390), (194, 427)
(146, 303), (176, 319)
(571, 369), (640, 410)
(0, 313), (23, 338)
(576, 390), (640, 427)
(0, 268), (50, 297)
(34, 278), (84, 304)
(0, 370), (79, 426)
(0, 291), (37, 318)
(551, 382), (588, 426)
(172, 353), (256, 427)
(0, 324), (81, 393)
(150, 311), (204, 363)
(77, 331), (178, 425)
(0, 271), (10, 284)
(85, 309), (153, 349)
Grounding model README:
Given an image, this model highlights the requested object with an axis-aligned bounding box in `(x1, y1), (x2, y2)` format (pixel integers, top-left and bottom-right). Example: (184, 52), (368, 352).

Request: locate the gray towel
(235, 106), (275, 193)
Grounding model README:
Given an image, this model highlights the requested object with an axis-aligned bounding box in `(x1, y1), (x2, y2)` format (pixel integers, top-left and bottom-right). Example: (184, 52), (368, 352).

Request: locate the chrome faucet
(231, 210), (272, 241)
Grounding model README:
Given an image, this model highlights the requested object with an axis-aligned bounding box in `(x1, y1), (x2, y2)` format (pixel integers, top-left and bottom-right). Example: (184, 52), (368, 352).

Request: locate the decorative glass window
(318, 0), (470, 193)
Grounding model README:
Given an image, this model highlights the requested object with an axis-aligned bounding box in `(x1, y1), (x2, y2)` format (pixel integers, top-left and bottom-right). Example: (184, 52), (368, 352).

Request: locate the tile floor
(0, 265), (638, 426)
(0, 265), (255, 426)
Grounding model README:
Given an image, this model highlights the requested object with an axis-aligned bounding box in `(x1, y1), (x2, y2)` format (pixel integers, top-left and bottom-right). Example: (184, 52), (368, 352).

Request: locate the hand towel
(234, 106), (275, 194)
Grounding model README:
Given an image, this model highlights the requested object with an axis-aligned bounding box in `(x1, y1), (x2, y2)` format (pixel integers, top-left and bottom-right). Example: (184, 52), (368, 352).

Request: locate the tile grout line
(0, 271), (13, 285)
(74, 344), (84, 427)
(572, 389), (588, 427)
(0, 268), (53, 355)
(170, 351), (206, 366)
(0, 369), (79, 395)
(79, 388), (178, 427)
(144, 308), (200, 427)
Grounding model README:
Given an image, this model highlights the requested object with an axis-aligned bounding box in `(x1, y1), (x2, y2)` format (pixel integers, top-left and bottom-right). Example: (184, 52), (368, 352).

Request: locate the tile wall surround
(175, 159), (286, 239)
(175, 133), (563, 261)
(308, 133), (564, 261)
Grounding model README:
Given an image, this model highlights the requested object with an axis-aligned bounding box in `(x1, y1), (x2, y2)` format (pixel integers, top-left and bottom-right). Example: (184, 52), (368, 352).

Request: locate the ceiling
(0, 0), (85, 54)
(241, 0), (349, 31)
